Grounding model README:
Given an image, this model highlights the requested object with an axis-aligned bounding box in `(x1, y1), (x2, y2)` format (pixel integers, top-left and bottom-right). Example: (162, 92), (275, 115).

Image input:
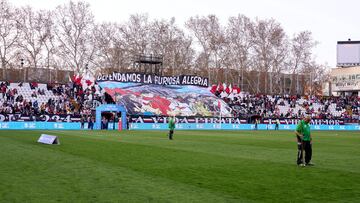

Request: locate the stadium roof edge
(337, 41), (360, 44)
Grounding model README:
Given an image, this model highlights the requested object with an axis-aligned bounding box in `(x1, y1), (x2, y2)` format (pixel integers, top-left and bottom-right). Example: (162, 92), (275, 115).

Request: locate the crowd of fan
(0, 81), (105, 119)
(213, 87), (360, 121)
(1, 80), (359, 123)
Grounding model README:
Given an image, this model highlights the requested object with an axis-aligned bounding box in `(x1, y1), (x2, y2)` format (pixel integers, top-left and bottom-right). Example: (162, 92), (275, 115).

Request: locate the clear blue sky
(11, 0), (360, 68)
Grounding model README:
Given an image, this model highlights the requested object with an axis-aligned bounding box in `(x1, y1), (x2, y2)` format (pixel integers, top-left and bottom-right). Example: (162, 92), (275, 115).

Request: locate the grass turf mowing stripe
(0, 130), (359, 202)
(0, 133), (245, 203)
(47, 130), (360, 173)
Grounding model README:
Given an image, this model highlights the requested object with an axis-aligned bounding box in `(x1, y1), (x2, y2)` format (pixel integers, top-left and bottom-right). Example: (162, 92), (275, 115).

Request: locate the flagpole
(220, 107), (222, 130)
(219, 101), (222, 130)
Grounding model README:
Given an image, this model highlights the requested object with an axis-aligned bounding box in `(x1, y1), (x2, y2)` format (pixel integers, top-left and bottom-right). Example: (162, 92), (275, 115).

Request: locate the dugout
(95, 104), (127, 130)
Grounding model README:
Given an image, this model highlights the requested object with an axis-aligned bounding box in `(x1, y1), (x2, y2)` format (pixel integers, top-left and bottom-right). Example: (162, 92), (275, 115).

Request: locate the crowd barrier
(0, 122), (358, 131)
(0, 122), (81, 130)
(130, 123), (360, 131)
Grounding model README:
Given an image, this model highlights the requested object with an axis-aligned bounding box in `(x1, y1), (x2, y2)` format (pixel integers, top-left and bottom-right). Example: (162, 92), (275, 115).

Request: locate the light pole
(85, 63), (89, 77)
(21, 59), (25, 82)
(310, 72), (312, 96)
(241, 67), (244, 92)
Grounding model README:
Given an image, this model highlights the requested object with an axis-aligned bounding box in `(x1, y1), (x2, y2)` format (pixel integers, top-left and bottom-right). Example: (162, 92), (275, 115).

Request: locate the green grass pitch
(0, 130), (359, 202)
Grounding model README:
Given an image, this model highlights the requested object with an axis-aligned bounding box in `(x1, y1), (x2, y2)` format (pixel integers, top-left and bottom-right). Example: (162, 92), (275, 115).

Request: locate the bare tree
(225, 14), (254, 89)
(0, 0), (326, 93)
(269, 27), (288, 94)
(251, 18), (287, 94)
(186, 15), (226, 84)
(120, 14), (151, 72)
(171, 34), (194, 75)
(301, 61), (330, 96)
(149, 17), (194, 75)
(54, 1), (95, 74)
(18, 7), (54, 81)
(93, 22), (126, 73)
(0, 0), (21, 79)
(41, 10), (55, 70)
(288, 31), (317, 94)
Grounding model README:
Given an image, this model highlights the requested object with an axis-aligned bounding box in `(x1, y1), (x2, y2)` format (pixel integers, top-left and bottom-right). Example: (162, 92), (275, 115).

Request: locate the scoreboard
(337, 41), (360, 67)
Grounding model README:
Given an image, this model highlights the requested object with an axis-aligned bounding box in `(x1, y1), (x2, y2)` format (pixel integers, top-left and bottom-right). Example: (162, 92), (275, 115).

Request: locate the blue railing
(0, 122), (358, 131)
(130, 123), (360, 131)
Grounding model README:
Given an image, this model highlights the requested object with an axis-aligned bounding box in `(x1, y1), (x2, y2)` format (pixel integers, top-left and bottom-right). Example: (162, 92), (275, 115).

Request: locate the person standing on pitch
(254, 118), (259, 130)
(126, 115), (130, 130)
(275, 118), (280, 130)
(88, 116), (93, 130)
(168, 116), (176, 140)
(295, 116), (314, 166)
(80, 116), (85, 129)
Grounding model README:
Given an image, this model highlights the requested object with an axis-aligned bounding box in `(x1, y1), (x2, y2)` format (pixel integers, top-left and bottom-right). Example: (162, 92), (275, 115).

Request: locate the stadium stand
(211, 84), (359, 123)
(0, 80), (359, 124)
(0, 81), (104, 117)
